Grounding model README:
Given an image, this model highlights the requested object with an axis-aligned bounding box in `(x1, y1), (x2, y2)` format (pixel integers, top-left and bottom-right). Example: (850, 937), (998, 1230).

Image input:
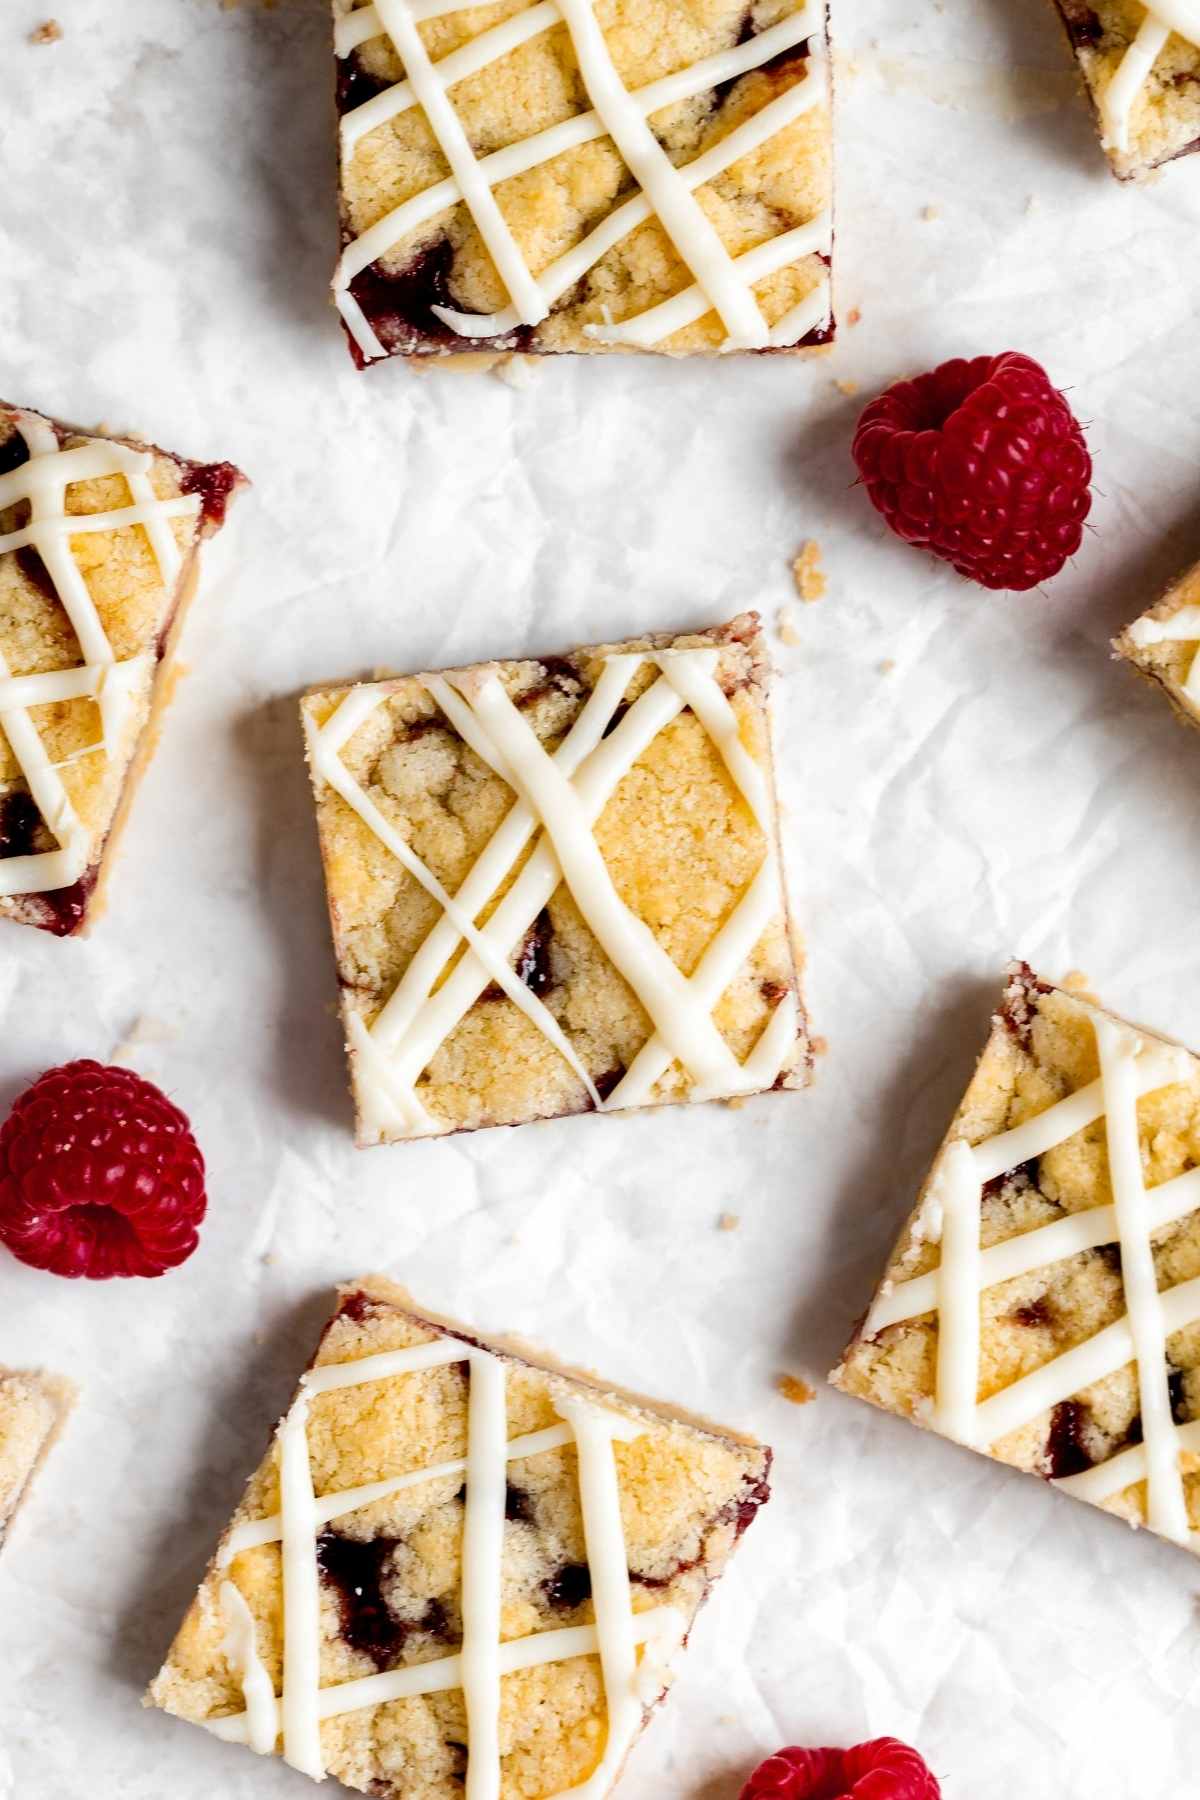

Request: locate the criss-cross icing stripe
(1099, 0), (1200, 152)
(0, 411), (199, 898)
(865, 1006), (1200, 1544)
(1127, 605), (1200, 706)
(209, 1329), (686, 1797)
(305, 648), (798, 1138)
(333, 0), (829, 355)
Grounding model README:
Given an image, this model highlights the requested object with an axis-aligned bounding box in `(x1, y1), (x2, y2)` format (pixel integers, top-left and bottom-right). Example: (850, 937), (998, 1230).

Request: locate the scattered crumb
(29, 18), (62, 42)
(921, 203), (941, 221)
(777, 603), (801, 646)
(846, 306), (862, 327)
(493, 355), (538, 390)
(792, 540), (827, 603)
(878, 657), (896, 674)
(716, 1212), (740, 1233)
(109, 1014), (177, 1066)
(1061, 969), (1097, 999)
(725, 1095), (750, 1111)
(833, 377), (859, 397)
(777, 1374), (817, 1406)
(809, 1035), (828, 1058)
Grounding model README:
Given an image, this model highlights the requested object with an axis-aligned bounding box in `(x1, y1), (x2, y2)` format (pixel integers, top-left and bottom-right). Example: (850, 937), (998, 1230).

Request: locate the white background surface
(2, 0), (1200, 1796)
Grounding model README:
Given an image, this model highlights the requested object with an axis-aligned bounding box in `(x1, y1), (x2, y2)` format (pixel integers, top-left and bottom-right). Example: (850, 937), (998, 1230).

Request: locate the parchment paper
(3, 1), (1200, 1795)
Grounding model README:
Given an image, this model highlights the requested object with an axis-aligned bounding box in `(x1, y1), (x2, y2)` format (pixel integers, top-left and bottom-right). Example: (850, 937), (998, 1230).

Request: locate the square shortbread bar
(331, 0), (833, 362)
(0, 401), (244, 936)
(301, 613), (810, 1144)
(147, 1276), (772, 1798)
(1114, 550), (1200, 734)
(1050, 0), (1200, 179)
(833, 964), (1200, 1552)
(0, 1367), (76, 1549)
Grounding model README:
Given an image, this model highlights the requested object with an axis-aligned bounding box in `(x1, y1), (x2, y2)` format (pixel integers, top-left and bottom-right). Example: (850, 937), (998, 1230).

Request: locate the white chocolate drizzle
(219, 1580), (278, 1755)
(303, 648), (798, 1137)
(1127, 605), (1200, 708)
(333, 0), (831, 354)
(1097, 1), (1200, 154)
(209, 1325), (688, 1798)
(0, 410), (200, 898)
(864, 1005), (1200, 1544)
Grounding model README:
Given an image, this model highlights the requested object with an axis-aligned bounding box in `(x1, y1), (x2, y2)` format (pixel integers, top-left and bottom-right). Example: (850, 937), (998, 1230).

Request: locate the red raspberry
(740, 1738), (941, 1800)
(852, 351), (1092, 591)
(0, 1060), (207, 1279)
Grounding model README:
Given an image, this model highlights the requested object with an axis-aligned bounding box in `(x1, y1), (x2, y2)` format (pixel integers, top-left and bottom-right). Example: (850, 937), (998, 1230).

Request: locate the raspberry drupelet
(0, 1061), (207, 1279)
(852, 352), (1092, 592)
(740, 1737), (941, 1800)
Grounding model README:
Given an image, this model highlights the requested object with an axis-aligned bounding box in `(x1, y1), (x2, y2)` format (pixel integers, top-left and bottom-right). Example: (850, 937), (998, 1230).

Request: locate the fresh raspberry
(740, 1738), (941, 1800)
(0, 1060), (207, 1279)
(852, 351), (1092, 591)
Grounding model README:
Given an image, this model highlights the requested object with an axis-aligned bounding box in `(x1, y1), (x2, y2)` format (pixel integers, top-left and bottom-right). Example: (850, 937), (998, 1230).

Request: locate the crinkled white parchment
(2, 0), (1200, 1796)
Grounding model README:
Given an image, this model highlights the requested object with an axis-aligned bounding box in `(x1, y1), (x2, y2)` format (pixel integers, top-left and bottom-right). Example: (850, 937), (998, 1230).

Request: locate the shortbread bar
(833, 964), (1200, 1551)
(1114, 551), (1200, 734)
(148, 1276), (772, 1798)
(301, 613), (810, 1144)
(331, 0), (833, 363)
(1051, 1), (1200, 179)
(0, 1367), (75, 1548)
(0, 401), (245, 936)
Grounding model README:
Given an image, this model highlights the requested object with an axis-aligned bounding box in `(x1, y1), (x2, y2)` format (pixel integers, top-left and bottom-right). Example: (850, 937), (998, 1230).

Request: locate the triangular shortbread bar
(833, 964), (1200, 1552)
(148, 1277), (771, 1797)
(0, 400), (244, 935)
(1115, 551), (1200, 737)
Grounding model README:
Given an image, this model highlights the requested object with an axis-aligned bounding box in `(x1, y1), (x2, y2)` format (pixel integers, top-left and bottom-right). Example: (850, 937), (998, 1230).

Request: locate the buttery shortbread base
(332, 0), (834, 362)
(1114, 552), (1200, 737)
(833, 964), (1200, 1552)
(0, 403), (245, 937)
(147, 1276), (772, 1800)
(0, 1368), (76, 1547)
(301, 612), (810, 1144)
(1052, 0), (1200, 179)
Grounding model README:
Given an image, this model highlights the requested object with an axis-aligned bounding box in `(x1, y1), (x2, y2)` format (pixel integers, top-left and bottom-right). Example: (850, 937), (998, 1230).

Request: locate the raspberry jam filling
(180, 460), (242, 529)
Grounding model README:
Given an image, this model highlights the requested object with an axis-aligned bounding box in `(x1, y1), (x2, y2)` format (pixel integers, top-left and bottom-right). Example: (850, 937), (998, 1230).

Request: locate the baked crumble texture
(832, 965), (1200, 1539)
(301, 613), (810, 1143)
(0, 1367), (76, 1545)
(1114, 552), (1200, 735)
(334, 0), (832, 359)
(0, 402), (245, 937)
(1052, 0), (1200, 178)
(148, 1275), (772, 1799)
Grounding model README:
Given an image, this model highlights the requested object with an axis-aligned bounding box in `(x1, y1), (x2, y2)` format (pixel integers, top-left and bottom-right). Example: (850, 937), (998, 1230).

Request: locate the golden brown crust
(1052, 0), (1200, 179)
(1114, 550), (1200, 736)
(832, 965), (1200, 1537)
(334, 0), (833, 359)
(0, 1367), (77, 1545)
(301, 613), (810, 1143)
(147, 1280), (771, 1800)
(0, 402), (245, 936)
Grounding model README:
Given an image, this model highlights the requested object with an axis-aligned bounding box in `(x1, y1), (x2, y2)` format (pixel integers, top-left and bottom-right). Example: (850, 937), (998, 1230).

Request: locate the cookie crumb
(878, 657), (896, 674)
(1061, 969), (1096, 999)
(792, 540), (827, 603)
(777, 603), (801, 646)
(809, 1034), (828, 1057)
(846, 306), (862, 327)
(921, 203), (940, 221)
(493, 355), (538, 390)
(30, 17), (62, 41)
(833, 377), (859, 397)
(716, 1212), (740, 1233)
(777, 1374), (816, 1405)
